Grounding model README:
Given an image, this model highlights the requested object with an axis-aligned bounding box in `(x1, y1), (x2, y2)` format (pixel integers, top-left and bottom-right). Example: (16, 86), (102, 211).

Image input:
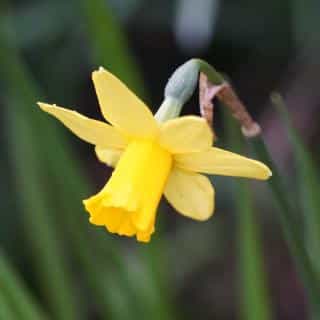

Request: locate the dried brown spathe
(199, 72), (261, 138)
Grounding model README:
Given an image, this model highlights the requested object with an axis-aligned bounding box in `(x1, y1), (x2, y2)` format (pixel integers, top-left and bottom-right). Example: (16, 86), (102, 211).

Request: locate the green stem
(250, 138), (320, 312)
(272, 93), (320, 278)
(193, 58), (225, 84)
(237, 182), (273, 320)
(273, 93), (320, 320)
(224, 113), (272, 320)
(191, 58), (320, 311)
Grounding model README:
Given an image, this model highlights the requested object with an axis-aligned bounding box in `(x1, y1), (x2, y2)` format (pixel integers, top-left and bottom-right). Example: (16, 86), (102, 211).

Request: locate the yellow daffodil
(38, 67), (271, 243)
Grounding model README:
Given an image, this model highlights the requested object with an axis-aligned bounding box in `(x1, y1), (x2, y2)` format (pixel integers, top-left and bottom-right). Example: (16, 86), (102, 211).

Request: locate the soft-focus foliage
(0, 0), (320, 319)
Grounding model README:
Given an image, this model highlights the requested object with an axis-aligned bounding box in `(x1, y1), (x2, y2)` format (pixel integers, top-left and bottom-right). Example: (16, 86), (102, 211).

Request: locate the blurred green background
(0, 0), (320, 319)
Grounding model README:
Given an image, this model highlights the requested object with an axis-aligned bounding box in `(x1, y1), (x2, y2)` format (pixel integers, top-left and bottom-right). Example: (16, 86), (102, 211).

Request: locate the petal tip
(92, 67), (107, 79)
(267, 168), (273, 178)
(260, 165), (272, 180)
(136, 234), (151, 243)
(197, 210), (214, 222)
(37, 102), (50, 111)
(199, 200), (215, 221)
(94, 66), (106, 74)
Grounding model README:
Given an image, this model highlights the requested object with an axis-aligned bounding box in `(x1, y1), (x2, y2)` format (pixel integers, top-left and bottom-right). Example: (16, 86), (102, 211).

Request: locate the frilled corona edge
(37, 66), (271, 243)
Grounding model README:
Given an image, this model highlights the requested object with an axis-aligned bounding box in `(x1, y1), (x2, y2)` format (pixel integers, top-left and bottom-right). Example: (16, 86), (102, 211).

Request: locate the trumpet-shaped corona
(38, 67), (271, 243)
(84, 140), (172, 242)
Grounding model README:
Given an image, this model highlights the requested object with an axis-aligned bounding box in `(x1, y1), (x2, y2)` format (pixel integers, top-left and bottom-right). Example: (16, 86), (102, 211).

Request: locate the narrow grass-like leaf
(0, 16), (83, 320)
(271, 93), (320, 318)
(0, 28), (136, 319)
(1, 16), (175, 320)
(272, 93), (320, 275)
(5, 102), (81, 320)
(78, 0), (145, 97)
(0, 251), (48, 320)
(191, 60), (320, 313)
(236, 181), (272, 320)
(250, 137), (320, 314)
(224, 112), (272, 320)
(136, 242), (177, 320)
(53, 181), (143, 319)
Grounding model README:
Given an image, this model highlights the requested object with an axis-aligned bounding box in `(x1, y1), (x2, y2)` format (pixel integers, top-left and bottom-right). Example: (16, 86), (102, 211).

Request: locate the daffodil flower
(38, 67), (271, 243)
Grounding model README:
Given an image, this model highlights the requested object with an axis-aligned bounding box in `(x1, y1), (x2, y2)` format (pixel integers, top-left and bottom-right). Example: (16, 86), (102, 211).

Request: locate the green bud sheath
(155, 59), (200, 123)
(164, 59), (199, 103)
(154, 97), (183, 123)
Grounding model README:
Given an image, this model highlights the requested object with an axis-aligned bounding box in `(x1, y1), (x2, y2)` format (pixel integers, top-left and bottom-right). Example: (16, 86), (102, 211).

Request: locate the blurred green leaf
(136, 243), (177, 320)
(1, 2), (73, 49)
(0, 17), (86, 320)
(0, 28), (137, 320)
(224, 112), (272, 320)
(78, 0), (146, 98)
(271, 93), (320, 319)
(0, 251), (48, 320)
(292, 0), (320, 54)
(236, 181), (272, 320)
(195, 59), (320, 314)
(0, 159), (17, 249)
(272, 93), (320, 272)
(108, 0), (142, 20)
(250, 137), (320, 314)
(0, 291), (17, 320)
(5, 100), (82, 320)
(0, 8), (176, 320)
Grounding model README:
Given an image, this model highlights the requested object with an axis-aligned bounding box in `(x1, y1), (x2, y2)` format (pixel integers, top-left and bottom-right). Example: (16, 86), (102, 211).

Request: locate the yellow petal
(136, 227), (154, 243)
(95, 146), (123, 167)
(164, 167), (214, 221)
(92, 67), (159, 138)
(38, 103), (126, 149)
(89, 207), (136, 236)
(175, 147), (272, 180)
(159, 116), (213, 153)
(84, 140), (172, 242)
